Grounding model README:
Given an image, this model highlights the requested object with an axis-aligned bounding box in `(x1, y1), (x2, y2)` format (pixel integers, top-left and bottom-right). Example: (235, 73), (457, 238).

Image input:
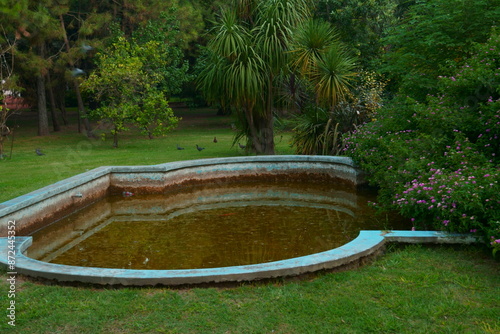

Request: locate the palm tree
(289, 19), (338, 76)
(198, 8), (267, 152)
(289, 19), (357, 109)
(198, 0), (313, 155)
(288, 18), (358, 155)
(313, 44), (357, 109)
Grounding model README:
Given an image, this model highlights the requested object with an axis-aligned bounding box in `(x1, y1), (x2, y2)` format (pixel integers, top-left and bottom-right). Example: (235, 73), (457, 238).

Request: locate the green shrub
(344, 30), (500, 253)
(291, 70), (385, 155)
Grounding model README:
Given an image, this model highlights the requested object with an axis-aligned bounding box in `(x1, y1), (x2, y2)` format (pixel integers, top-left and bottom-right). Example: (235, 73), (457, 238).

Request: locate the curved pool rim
(0, 231), (477, 286)
(0, 156), (478, 286)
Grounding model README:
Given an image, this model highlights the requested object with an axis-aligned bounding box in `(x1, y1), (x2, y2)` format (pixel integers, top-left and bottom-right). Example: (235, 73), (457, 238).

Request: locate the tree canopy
(197, 0), (357, 154)
(380, 0), (500, 99)
(81, 36), (180, 147)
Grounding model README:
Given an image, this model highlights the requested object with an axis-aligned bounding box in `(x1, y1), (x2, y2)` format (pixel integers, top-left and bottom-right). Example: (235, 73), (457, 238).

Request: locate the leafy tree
(317, 0), (399, 69)
(344, 30), (500, 252)
(54, 1), (110, 137)
(199, 0), (357, 154)
(131, 12), (193, 98)
(81, 37), (179, 147)
(1, 0), (198, 140)
(2, 0), (111, 137)
(92, 0), (205, 50)
(12, 2), (63, 136)
(0, 0), (27, 157)
(380, 0), (500, 100)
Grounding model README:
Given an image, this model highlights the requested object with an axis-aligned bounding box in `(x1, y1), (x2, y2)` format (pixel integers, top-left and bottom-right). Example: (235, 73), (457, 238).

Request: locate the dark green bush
(344, 30), (500, 252)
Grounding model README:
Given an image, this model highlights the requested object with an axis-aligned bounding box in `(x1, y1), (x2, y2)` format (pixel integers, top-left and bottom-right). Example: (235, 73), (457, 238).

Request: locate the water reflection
(29, 180), (405, 269)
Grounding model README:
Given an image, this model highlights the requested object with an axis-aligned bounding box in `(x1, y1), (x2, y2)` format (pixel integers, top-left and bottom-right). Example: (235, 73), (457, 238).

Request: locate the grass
(0, 245), (499, 333)
(1, 107), (499, 333)
(0, 107), (293, 202)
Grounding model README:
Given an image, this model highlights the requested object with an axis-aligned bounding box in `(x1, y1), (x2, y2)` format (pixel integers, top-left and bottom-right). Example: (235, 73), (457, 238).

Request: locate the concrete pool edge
(0, 231), (478, 286)
(0, 155), (365, 236)
(0, 156), (479, 286)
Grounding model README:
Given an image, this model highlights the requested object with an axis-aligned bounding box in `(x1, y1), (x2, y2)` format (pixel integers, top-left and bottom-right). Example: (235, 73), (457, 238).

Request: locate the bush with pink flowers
(344, 30), (500, 254)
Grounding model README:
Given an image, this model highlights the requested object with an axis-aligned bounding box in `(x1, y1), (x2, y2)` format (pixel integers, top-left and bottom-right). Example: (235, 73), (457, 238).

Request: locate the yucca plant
(197, 0), (314, 155)
(290, 70), (386, 156)
(289, 19), (339, 76)
(291, 106), (331, 155)
(312, 44), (357, 109)
(288, 17), (358, 156)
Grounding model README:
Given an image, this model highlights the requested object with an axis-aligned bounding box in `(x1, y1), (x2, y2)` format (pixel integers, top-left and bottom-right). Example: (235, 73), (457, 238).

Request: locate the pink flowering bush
(393, 164), (499, 234)
(491, 236), (500, 258)
(344, 30), (500, 253)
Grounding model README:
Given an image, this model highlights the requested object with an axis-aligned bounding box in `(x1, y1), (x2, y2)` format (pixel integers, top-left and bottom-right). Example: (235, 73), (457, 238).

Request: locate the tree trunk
(263, 73), (275, 155)
(59, 13), (93, 137)
(257, 112), (275, 155)
(113, 127), (119, 148)
(37, 74), (50, 136)
(46, 71), (60, 132)
(74, 81), (94, 137)
(247, 117), (275, 154)
(0, 136), (4, 158)
(244, 105), (262, 153)
(57, 90), (68, 125)
(0, 111), (8, 158)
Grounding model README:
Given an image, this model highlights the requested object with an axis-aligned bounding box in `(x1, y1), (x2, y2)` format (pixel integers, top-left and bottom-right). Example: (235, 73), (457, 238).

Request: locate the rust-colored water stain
(30, 179), (408, 270)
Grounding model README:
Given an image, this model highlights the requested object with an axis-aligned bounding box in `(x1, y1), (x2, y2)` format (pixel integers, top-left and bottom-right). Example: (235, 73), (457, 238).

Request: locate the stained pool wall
(0, 156), (365, 237)
(0, 156), (479, 286)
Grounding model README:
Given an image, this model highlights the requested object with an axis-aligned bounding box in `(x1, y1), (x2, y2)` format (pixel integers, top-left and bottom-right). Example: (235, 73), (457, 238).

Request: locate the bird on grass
(238, 143), (246, 149)
(176, 144), (185, 150)
(196, 144), (205, 151)
(213, 136), (218, 143)
(35, 148), (45, 156)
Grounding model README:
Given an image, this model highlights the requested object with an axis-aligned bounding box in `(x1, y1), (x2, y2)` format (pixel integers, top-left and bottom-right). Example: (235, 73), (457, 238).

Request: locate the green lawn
(1, 108), (499, 333)
(0, 107), (293, 203)
(0, 244), (498, 333)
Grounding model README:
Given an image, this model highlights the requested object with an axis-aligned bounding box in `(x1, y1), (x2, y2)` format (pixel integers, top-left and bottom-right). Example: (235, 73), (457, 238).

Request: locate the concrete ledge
(0, 156), (365, 236)
(1, 156), (476, 286)
(0, 231), (478, 286)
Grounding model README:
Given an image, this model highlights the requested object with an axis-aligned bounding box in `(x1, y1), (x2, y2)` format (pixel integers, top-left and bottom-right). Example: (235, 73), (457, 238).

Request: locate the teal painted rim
(0, 231), (477, 286)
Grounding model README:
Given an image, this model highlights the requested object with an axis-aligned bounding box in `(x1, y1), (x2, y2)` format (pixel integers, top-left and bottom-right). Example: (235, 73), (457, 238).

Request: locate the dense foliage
(81, 37), (180, 147)
(2, 0), (499, 253)
(197, 0), (357, 154)
(380, 0), (500, 99)
(317, 0), (400, 69)
(290, 70), (386, 155)
(345, 31), (500, 253)
(0, 0), (208, 137)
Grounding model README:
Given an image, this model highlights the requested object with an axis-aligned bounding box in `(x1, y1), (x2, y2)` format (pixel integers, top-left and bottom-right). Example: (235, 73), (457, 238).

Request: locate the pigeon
(35, 148), (45, 156)
(71, 68), (86, 77)
(213, 136), (218, 143)
(238, 143), (246, 149)
(176, 144), (185, 150)
(81, 43), (93, 53)
(196, 144), (205, 151)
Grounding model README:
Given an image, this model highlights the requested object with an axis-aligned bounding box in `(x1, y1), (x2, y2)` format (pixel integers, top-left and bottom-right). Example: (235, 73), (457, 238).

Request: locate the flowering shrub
(491, 235), (500, 258)
(394, 164), (499, 232)
(343, 30), (500, 254)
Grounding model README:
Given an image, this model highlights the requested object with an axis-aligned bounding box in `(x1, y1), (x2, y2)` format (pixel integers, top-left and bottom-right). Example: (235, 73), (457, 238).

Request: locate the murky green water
(29, 180), (408, 269)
